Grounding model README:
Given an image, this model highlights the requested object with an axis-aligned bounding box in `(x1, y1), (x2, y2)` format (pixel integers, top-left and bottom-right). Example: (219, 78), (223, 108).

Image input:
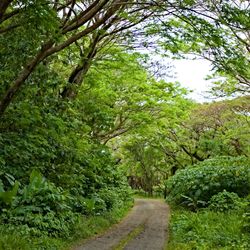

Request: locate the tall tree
(156, 0), (250, 95)
(0, 0), (156, 115)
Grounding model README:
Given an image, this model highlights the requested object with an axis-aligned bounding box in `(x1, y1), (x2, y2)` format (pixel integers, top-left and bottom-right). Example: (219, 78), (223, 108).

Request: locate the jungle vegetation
(0, 0), (249, 249)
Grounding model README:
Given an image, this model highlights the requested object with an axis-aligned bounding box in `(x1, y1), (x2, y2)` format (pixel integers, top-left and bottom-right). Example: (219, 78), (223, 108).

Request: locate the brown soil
(74, 199), (170, 250)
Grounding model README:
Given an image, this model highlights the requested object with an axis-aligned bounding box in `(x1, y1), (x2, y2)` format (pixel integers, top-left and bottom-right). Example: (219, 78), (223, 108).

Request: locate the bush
(208, 191), (245, 212)
(0, 171), (80, 238)
(166, 157), (250, 209)
(0, 167), (133, 240)
(242, 211), (250, 234)
(2, 211), (80, 238)
(16, 170), (70, 214)
(196, 156), (250, 168)
(98, 188), (119, 210)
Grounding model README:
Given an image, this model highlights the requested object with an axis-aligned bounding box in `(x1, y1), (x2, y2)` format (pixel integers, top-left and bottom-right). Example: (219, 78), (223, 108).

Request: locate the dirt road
(74, 199), (169, 250)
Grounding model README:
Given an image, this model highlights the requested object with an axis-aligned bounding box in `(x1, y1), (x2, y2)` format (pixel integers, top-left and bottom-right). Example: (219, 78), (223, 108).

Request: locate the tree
(73, 47), (187, 143)
(118, 95), (249, 195)
(0, 0), (155, 115)
(2, 0), (248, 116)
(155, 0), (250, 95)
(113, 88), (193, 194)
(190, 96), (250, 157)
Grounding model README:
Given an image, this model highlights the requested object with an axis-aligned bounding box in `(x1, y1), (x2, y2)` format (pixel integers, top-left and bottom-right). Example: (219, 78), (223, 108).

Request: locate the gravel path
(74, 199), (169, 250)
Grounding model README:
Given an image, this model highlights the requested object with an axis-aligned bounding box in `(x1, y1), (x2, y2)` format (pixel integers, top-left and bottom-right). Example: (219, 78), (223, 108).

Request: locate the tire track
(74, 199), (169, 250)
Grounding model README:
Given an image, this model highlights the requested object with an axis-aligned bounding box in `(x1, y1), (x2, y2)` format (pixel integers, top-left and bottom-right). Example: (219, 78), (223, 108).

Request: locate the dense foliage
(120, 96), (250, 196)
(166, 157), (250, 209)
(0, 0), (249, 249)
(166, 157), (250, 249)
(168, 209), (250, 250)
(0, 38), (188, 248)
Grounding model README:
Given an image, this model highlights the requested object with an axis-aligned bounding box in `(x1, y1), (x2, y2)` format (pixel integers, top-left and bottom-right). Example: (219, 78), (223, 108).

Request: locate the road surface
(74, 199), (169, 250)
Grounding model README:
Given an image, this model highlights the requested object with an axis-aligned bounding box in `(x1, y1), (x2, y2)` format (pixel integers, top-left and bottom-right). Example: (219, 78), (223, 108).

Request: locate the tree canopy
(0, 1), (249, 248)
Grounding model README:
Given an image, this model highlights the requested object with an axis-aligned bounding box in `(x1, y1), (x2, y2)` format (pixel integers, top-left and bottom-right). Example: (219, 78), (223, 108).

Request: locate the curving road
(74, 199), (169, 250)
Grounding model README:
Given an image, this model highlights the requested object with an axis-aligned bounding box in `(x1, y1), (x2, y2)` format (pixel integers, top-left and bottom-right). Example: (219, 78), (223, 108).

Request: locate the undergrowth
(167, 208), (250, 250)
(0, 201), (133, 250)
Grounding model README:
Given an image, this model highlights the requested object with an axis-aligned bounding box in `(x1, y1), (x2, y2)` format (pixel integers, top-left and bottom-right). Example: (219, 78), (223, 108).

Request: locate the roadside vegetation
(0, 201), (133, 250)
(166, 157), (250, 249)
(0, 1), (249, 249)
(167, 208), (249, 250)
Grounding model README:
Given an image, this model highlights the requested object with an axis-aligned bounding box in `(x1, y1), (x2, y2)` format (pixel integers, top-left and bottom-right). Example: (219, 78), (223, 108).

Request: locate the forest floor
(73, 199), (169, 250)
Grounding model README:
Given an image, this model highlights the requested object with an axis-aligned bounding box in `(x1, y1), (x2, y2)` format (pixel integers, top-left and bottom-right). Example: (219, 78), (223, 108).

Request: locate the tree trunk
(0, 0), (13, 21)
(0, 41), (53, 116)
(0, 0), (128, 117)
(61, 35), (99, 98)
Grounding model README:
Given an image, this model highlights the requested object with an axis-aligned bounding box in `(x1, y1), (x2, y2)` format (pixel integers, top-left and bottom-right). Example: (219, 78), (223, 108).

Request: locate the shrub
(208, 191), (245, 212)
(16, 170), (70, 214)
(0, 180), (19, 208)
(242, 211), (250, 234)
(166, 157), (250, 208)
(196, 156), (250, 168)
(0, 171), (80, 238)
(98, 188), (119, 210)
(2, 211), (80, 238)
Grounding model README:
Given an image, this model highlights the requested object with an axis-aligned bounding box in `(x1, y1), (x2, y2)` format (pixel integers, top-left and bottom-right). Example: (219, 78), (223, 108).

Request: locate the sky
(147, 53), (215, 103)
(172, 59), (214, 102)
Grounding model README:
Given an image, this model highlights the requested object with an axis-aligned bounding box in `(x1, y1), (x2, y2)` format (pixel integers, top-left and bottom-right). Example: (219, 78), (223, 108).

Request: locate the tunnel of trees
(0, 0), (249, 249)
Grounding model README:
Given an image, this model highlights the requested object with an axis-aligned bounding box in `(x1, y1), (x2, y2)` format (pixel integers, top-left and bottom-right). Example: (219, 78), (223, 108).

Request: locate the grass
(113, 224), (145, 250)
(167, 208), (250, 250)
(69, 202), (133, 249)
(0, 202), (133, 250)
(0, 229), (65, 250)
